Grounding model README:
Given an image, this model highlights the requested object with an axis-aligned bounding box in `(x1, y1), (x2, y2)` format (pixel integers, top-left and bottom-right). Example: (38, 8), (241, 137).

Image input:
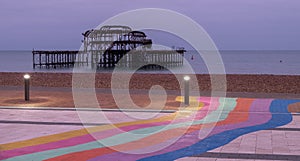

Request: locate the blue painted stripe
(138, 99), (299, 161)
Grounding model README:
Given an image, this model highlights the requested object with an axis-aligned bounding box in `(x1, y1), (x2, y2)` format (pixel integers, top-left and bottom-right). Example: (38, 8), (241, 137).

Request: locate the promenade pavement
(0, 87), (299, 160)
(1, 104), (299, 160)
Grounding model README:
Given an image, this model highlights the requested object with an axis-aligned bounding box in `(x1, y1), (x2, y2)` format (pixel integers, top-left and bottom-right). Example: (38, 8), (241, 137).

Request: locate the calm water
(0, 50), (299, 75)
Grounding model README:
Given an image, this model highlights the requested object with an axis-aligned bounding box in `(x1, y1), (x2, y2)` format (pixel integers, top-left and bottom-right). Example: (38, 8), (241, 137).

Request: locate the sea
(0, 50), (299, 75)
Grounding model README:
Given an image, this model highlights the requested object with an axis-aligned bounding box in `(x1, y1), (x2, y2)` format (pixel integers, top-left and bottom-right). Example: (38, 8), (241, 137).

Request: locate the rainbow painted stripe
(0, 97), (298, 161)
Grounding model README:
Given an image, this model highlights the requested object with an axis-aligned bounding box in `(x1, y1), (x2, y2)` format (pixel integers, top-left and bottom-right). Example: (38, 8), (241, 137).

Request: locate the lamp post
(184, 76), (190, 106)
(24, 74), (30, 101)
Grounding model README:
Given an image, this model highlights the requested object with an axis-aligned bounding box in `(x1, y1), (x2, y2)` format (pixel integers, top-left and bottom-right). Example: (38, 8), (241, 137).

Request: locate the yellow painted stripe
(1, 97), (204, 151)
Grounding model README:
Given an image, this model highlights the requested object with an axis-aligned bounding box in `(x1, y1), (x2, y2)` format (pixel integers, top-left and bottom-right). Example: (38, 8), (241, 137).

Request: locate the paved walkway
(0, 108), (171, 144)
(0, 97), (299, 161)
(178, 114), (300, 161)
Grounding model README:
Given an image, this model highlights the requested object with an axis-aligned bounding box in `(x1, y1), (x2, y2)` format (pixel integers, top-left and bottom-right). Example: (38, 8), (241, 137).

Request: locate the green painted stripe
(4, 98), (237, 161)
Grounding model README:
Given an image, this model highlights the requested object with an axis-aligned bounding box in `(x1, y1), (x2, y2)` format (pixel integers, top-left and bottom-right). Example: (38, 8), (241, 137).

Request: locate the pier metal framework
(83, 25), (185, 69)
(32, 50), (87, 69)
(32, 25), (185, 70)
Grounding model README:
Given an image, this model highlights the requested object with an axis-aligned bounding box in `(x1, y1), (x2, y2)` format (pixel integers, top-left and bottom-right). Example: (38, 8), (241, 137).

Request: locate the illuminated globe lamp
(184, 76), (190, 81)
(24, 74), (30, 79)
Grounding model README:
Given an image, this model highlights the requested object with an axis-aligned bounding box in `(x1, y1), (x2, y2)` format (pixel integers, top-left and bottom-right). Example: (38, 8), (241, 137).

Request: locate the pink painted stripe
(1, 97), (217, 159)
(89, 99), (272, 161)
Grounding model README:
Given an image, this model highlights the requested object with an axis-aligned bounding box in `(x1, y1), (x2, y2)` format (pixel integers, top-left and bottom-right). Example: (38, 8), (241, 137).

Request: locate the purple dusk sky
(0, 0), (299, 50)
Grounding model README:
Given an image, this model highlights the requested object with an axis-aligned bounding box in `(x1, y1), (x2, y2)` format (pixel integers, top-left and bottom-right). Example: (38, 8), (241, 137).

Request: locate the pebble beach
(1, 72), (300, 94)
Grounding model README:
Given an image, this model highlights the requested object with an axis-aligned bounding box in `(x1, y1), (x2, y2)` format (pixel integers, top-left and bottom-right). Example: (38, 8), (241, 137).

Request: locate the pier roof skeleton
(82, 25), (185, 69)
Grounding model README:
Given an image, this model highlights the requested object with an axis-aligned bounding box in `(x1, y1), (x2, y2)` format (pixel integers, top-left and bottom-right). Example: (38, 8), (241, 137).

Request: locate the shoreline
(1, 72), (300, 94)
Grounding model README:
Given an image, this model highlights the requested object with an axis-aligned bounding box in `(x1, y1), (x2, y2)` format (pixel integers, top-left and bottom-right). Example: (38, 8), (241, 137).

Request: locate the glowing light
(184, 76), (190, 81)
(24, 74), (30, 79)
